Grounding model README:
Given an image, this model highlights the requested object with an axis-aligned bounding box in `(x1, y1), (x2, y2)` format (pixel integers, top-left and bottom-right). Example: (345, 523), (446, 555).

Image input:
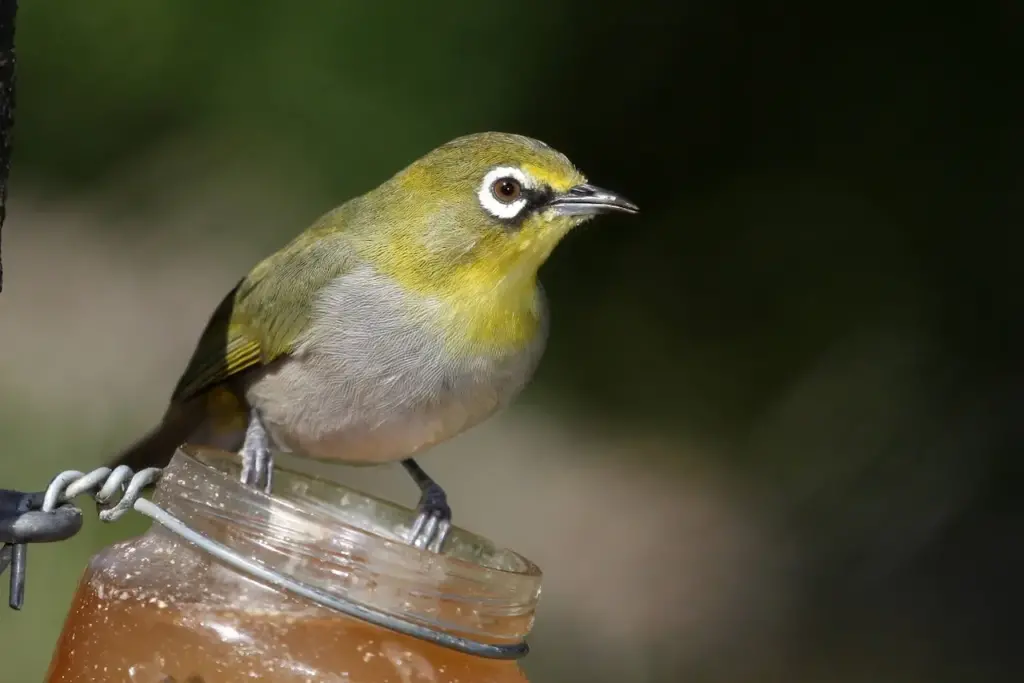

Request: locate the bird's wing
(171, 222), (354, 403)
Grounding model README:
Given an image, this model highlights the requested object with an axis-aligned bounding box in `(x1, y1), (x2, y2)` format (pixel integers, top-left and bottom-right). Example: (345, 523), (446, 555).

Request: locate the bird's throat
(392, 262), (544, 355)
(363, 224), (551, 355)
(437, 272), (543, 354)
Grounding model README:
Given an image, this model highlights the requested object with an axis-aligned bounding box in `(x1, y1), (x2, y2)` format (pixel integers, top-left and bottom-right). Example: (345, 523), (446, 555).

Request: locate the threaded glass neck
(152, 446), (542, 645)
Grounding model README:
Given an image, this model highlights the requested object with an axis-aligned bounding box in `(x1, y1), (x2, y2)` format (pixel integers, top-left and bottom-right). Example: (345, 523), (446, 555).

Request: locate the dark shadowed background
(1, 2), (1020, 681)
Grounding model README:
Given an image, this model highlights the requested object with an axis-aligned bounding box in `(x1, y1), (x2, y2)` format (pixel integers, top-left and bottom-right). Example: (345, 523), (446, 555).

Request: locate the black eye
(491, 177), (522, 203)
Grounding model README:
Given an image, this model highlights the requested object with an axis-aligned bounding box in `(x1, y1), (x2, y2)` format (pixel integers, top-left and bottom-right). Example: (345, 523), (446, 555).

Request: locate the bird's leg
(239, 409), (274, 494)
(402, 458), (452, 552)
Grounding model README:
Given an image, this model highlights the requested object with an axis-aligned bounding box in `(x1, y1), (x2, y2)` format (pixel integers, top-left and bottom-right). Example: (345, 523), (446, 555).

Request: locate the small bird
(110, 132), (638, 551)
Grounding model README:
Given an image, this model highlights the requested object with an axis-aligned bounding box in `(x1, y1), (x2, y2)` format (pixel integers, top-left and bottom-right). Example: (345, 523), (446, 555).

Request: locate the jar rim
(182, 445), (542, 578)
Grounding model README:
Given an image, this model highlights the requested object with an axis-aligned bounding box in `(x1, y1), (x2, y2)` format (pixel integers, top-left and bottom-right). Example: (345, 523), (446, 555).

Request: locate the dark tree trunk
(0, 0), (16, 292)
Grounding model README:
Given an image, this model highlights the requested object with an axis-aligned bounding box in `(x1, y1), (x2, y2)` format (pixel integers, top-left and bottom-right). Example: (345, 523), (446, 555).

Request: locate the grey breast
(244, 265), (548, 464)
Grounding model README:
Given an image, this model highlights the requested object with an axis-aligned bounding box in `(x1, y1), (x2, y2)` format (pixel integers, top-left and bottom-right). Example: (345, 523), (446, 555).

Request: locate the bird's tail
(107, 400), (208, 471)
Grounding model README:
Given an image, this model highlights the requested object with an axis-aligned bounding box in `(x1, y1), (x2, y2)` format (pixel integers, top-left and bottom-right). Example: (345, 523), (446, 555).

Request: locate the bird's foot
(402, 459), (453, 552)
(239, 446), (274, 493)
(239, 410), (274, 494)
(409, 482), (452, 553)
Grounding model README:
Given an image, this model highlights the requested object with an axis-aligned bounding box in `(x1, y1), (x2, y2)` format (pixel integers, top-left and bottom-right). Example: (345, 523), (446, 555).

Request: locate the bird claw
(408, 483), (452, 553)
(239, 410), (274, 494)
(239, 447), (274, 493)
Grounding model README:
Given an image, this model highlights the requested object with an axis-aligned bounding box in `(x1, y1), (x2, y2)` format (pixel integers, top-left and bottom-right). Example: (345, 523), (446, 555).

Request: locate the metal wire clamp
(0, 488), (83, 609)
(1, 465), (529, 661)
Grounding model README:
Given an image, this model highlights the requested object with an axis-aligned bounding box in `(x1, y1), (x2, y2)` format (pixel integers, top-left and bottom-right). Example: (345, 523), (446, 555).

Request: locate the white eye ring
(478, 166), (533, 220)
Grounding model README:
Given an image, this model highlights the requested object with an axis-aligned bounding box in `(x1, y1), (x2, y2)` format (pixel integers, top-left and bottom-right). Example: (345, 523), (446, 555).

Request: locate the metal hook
(0, 488), (83, 608)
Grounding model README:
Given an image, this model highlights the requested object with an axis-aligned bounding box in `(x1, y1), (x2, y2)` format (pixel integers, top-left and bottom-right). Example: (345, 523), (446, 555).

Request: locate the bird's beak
(546, 183), (639, 216)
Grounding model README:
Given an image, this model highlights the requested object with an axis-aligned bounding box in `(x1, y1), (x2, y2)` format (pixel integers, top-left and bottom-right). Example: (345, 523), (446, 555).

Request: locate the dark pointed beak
(546, 183), (639, 216)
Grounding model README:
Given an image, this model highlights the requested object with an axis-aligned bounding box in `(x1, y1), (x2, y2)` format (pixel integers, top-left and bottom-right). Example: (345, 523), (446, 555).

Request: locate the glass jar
(44, 446), (541, 682)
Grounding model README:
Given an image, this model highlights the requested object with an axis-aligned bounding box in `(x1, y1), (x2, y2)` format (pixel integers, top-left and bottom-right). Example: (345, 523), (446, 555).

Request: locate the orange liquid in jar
(45, 570), (529, 683)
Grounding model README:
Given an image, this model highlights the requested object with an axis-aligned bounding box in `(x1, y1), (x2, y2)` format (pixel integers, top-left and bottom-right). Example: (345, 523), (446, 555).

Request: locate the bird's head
(360, 132), (638, 296)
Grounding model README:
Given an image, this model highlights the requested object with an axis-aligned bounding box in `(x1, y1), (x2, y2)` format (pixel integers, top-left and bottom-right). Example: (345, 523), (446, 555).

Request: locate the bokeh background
(1, 2), (1020, 681)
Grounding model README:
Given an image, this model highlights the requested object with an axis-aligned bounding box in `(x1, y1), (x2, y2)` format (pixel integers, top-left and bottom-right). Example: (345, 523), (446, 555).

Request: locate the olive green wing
(170, 220), (354, 403)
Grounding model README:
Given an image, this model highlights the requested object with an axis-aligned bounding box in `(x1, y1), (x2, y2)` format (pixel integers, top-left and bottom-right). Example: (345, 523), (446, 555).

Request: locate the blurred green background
(1, 2), (1019, 682)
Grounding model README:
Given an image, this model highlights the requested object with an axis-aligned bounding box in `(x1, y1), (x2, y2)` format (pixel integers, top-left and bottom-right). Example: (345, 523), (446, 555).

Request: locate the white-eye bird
(110, 132), (638, 551)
